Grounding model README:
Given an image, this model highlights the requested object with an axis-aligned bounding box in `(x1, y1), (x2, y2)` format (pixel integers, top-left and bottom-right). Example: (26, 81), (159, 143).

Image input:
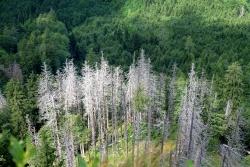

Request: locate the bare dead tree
(26, 115), (39, 146)
(60, 60), (82, 167)
(225, 100), (232, 118)
(91, 57), (112, 162)
(112, 67), (123, 154)
(0, 89), (6, 110)
(81, 62), (96, 150)
(160, 65), (176, 167)
(3, 61), (23, 81)
(126, 50), (158, 166)
(227, 108), (245, 154)
(63, 117), (76, 167)
(161, 64), (177, 154)
(220, 144), (242, 167)
(61, 60), (80, 114)
(239, 5), (245, 18)
(174, 64), (209, 167)
(126, 61), (138, 167)
(168, 64), (177, 124)
(38, 63), (62, 161)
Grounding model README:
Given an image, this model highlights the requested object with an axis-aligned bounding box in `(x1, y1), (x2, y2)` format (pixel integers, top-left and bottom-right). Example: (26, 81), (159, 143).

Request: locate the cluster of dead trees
(0, 50), (246, 167)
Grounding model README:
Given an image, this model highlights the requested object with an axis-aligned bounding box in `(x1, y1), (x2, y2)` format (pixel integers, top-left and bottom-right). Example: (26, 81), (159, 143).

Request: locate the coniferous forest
(0, 0), (250, 166)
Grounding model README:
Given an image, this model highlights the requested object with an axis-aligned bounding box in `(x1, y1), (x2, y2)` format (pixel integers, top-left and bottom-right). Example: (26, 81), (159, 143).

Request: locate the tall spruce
(5, 79), (26, 138)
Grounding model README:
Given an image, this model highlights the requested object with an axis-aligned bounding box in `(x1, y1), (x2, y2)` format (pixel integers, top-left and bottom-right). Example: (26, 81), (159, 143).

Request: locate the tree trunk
(187, 108), (195, 158)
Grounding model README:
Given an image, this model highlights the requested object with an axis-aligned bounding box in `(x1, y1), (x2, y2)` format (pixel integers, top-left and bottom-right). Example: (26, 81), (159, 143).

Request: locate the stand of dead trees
(0, 50), (246, 167)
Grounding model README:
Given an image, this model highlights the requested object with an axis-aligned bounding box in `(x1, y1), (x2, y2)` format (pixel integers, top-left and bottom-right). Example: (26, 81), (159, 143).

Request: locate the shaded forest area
(0, 0), (250, 166)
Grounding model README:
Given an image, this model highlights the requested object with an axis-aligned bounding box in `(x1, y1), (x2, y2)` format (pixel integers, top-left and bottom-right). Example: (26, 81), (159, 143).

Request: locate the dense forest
(0, 0), (250, 166)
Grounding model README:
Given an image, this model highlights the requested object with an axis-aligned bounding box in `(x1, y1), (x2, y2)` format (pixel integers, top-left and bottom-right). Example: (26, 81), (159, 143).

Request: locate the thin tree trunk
(187, 108), (195, 158)
(123, 87), (129, 156)
(136, 112), (140, 167)
(132, 107), (136, 167)
(114, 97), (118, 154)
(90, 111), (96, 151)
(65, 117), (75, 167)
(105, 99), (109, 162)
(111, 75), (115, 153)
(169, 151), (173, 167)
(146, 106), (152, 167)
(80, 143), (85, 157)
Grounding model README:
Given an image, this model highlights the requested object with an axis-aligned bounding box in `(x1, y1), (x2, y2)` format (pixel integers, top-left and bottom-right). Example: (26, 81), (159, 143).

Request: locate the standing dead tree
(26, 115), (39, 146)
(221, 108), (246, 167)
(174, 64), (209, 167)
(0, 89), (6, 110)
(160, 64), (176, 166)
(93, 57), (112, 162)
(61, 60), (80, 114)
(126, 61), (139, 167)
(161, 64), (177, 153)
(111, 67), (123, 154)
(61, 60), (81, 167)
(220, 144), (242, 167)
(126, 50), (158, 166)
(81, 62), (96, 150)
(38, 63), (63, 161)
